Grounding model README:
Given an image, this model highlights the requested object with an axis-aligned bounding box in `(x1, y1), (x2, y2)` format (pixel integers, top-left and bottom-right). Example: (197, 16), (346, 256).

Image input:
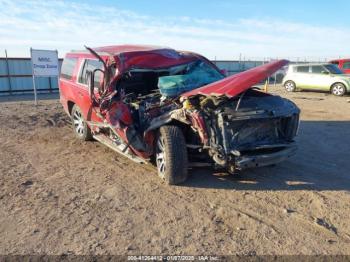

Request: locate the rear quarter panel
(287, 71), (310, 88)
(59, 55), (88, 117)
(59, 55), (82, 115)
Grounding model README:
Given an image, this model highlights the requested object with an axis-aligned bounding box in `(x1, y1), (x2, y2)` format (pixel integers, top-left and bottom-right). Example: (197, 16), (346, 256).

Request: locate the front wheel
(331, 83), (346, 96)
(155, 125), (188, 185)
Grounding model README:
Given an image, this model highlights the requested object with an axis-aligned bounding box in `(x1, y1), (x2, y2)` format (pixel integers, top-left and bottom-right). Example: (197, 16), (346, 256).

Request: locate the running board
(188, 162), (212, 168)
(93, 134), (146, 164)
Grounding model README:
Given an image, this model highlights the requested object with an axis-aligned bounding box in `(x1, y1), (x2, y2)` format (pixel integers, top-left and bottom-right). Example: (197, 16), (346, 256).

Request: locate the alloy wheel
(332, 84), (345, 96)
(156, 136), (166, 177)
(285, 81), (295, 92)
(73, 109), (85, 136)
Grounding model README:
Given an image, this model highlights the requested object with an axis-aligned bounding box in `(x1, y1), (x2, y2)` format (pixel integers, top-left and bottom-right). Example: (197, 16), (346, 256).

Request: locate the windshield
(324, 64), (344, 74)
(158, 60), (224, 97)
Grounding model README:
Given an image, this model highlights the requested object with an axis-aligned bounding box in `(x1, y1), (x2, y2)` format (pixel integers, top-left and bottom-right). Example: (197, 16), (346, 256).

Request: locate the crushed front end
(186, 89), (300, 173)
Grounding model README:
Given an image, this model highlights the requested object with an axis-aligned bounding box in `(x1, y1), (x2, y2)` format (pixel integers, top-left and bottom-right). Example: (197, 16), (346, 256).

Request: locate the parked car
(330, 59), (350, 74)
(59, 45), (300, 185)
(283, 63), (350, 96)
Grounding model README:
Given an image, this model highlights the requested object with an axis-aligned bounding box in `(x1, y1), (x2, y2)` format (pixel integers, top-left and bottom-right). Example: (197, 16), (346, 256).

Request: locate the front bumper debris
(235, 143), (297, 169)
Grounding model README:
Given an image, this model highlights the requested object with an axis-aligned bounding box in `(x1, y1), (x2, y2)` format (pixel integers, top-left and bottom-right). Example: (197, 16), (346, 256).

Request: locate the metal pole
(49, 77), (52, 93)
(30, 48), (38, 106)
(239, 53), (242, 71)
(5, 50), (12, 95)
(56, 49), (59, 92)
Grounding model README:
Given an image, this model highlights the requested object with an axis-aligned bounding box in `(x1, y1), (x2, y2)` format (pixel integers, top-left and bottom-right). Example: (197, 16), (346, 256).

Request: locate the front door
(309, 65), (332, 91)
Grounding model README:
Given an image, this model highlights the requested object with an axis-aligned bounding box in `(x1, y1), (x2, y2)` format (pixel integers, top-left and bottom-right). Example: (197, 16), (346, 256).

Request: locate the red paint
(190, 111), (208, 144)
(329, 59), (350, 74)
(59, 45), (288, 163)
(72, 45), (199, 74)
(182, 60), (289, 98)
(103, 101), (133, 126)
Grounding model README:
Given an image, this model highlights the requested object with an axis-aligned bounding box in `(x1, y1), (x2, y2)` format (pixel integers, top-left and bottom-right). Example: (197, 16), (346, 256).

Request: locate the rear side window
(311, 66), (324, 74)
(343, 62), (350, 69)
(78, 59), (103, 87)
(296, 66), (309, 73)
(61, 57), (78, 80)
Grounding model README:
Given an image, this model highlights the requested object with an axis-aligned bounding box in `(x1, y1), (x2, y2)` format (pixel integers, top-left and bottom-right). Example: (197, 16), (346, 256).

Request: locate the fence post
(30, 48), (38, 106)
(49, 77), (52, 93)
(5, 50), (12, 95)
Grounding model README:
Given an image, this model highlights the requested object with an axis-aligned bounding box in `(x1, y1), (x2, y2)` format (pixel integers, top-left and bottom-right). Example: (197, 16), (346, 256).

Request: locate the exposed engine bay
(112, 65), (299, 172)
(61, 45), (298, 184)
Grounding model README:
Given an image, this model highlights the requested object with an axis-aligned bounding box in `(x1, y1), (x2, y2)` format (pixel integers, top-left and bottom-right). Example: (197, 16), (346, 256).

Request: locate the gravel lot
(0, 86), (350, 255)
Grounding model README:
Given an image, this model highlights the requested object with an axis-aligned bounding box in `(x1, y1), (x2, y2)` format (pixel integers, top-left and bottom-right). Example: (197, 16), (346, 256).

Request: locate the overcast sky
(1, 0), (349, 60)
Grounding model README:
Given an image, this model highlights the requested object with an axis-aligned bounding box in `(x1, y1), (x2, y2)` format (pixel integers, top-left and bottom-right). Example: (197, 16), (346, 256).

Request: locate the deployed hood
(181, 60), (289, 98)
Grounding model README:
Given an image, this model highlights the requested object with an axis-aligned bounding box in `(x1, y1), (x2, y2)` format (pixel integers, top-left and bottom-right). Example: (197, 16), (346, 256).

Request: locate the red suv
(330, 59), (350, 74)
(59, 45), (300, 185)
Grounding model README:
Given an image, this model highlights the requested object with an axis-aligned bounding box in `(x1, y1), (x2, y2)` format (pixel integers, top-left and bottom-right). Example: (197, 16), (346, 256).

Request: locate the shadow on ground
(182, 120), (350, 191)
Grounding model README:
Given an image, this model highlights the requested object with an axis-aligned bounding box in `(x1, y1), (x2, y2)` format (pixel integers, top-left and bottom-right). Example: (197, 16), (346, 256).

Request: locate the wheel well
(67, 101), (75, 115)
(284, 80), (295, 85)
(168, 121), (200, 144)
(331, 82), (347, 91)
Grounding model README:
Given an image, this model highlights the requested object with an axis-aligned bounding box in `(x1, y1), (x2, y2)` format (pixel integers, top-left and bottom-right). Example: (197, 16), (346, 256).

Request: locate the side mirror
(321, 71), (329, 75)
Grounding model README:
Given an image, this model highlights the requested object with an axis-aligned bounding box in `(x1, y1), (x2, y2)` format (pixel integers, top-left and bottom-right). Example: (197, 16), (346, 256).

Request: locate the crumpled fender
(144, 109), (189, 133)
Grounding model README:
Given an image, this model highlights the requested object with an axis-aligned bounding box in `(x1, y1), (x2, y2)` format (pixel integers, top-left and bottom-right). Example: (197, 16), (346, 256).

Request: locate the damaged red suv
(59, 45), (300, 184)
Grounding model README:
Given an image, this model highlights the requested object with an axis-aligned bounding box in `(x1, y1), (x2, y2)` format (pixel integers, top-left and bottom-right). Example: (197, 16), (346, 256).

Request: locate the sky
(0, 0), (350, 60)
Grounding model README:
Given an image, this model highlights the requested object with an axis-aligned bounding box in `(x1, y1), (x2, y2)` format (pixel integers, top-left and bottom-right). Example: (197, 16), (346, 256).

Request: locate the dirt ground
(0, 87), (350, 256)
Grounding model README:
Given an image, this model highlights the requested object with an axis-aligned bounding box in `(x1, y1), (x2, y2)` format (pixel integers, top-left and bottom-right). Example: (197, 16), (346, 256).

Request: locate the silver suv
(282, 63), (350, 96)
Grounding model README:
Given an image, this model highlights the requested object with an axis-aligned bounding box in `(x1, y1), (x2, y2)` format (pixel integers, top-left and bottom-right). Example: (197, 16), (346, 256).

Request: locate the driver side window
(78, 59), (103, 88)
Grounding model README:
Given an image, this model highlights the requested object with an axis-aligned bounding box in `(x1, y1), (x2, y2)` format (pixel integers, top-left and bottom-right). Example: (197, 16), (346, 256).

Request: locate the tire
(284, 80), (296, 92)
(71, 104), (93, 141)
(331, 83), (346, 96)
(155, 125), (188, 185)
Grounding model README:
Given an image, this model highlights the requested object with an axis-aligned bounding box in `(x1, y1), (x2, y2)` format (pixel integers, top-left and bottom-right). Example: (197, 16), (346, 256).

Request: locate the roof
(70, 44), (171, 56)
(92, 45), (170, 55)
(68, 44), (201, 72)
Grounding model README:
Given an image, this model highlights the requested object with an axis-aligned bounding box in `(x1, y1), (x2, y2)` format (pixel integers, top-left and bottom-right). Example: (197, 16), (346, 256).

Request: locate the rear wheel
(156, 125), (188, 185)
(71, 104), (93, 141)
(284, 81), (296, 92)
(331, 83), (346, 96)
